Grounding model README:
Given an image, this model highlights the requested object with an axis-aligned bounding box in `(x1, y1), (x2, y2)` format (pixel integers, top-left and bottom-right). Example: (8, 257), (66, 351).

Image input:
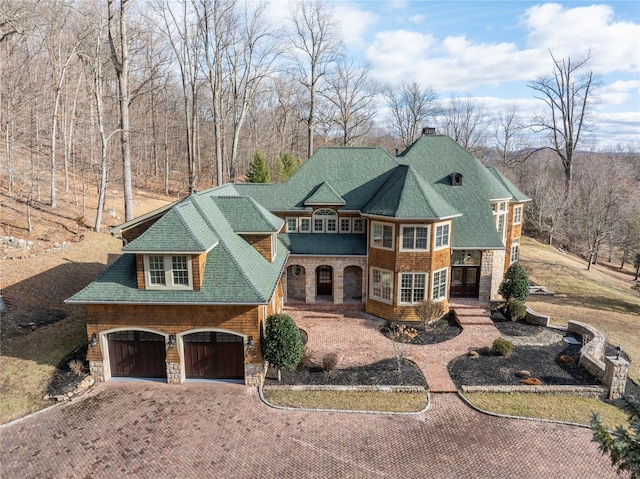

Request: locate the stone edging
(258, 385), (431, 416)
(457, 392), (593, 429)
(461, 384), (607, 398)
(263, 385), (426, 392)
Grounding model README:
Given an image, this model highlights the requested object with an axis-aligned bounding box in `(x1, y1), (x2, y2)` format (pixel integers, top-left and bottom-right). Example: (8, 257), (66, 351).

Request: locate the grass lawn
(262, 389), (428, 412)
(520, 236), (640, 382)
(463, 392), (630, 431)
(0, 317), (86, 424)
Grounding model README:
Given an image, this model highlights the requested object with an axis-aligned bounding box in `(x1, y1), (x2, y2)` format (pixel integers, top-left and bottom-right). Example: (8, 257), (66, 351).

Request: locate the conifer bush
(492, 337), (513, 356)
(499, 263), (530, 303)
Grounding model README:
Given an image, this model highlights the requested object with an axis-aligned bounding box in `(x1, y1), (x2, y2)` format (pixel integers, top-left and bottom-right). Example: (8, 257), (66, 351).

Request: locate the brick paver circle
(0, 382), (619, 478)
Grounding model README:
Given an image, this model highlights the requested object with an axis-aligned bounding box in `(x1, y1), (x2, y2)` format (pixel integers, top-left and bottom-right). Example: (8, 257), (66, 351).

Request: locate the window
(340, 218), (351, 233)
(492, 201), (508, 243)
(312, 208), (337, 233)
(434, 223), (450, 250)
(401, 225), (429, 251)
(370, 268), (393, 303)
(513, 205), (523, 225)
(144, 254), (193, 290)
(271, 233), (277, 260)
(286, 217), (297, 233)
(352, 218), (364, 233)
(399, 273), (427, 304)
(299, 217), (311, 233)
(432, 268), (448, 301)
(291, 265), (302, 276)
(511, 238), (520, 263)
(372, 222), (394, 250)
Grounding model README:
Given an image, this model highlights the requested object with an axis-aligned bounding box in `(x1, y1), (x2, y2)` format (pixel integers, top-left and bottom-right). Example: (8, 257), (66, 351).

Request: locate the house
(67, 131), (529, 385)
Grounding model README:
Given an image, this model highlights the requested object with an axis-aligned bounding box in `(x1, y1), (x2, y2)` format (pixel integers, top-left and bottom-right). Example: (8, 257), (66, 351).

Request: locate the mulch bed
(46, 343), (89, 397)
(264, 359), (426, 387)
(380, 312), (462, 345)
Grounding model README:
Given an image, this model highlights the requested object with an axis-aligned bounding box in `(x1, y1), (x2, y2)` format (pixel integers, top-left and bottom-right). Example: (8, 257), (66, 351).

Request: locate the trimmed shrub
(263, 313), (303, 372)
(506, 299), (527, 321)
(499, 263), (530, 303)
(492, 337), (513, 356)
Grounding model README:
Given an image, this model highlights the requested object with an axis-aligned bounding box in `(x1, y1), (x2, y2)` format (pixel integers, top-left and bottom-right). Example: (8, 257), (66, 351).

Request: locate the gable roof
(303, 181), (346, 206)
(362, 165), (460, 220)
(486, 167), (531, 203)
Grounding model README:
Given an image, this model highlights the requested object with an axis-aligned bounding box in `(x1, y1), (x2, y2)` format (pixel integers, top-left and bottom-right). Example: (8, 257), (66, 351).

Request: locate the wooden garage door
(184, 332), (244, 379)
(107, 331), (166, 378)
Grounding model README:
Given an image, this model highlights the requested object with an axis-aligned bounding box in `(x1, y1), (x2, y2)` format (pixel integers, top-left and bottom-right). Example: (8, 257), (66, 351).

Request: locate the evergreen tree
(263, 313), (304, 379)
(592, 397), (640, 478)
(273, 152), (301, 183)
(246, 148), (271, 183)
(498, 263), (530, 303)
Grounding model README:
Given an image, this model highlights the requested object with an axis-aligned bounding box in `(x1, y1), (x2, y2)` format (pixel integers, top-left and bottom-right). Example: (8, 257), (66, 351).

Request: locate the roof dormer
(450, 172), (463, 187)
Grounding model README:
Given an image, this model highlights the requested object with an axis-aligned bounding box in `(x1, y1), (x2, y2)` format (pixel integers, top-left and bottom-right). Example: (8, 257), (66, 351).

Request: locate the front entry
(316, 265), (333, 296)
(107, 331), (167, 378)
(450, 267), (480, 297)
(184, 332), (244, 379)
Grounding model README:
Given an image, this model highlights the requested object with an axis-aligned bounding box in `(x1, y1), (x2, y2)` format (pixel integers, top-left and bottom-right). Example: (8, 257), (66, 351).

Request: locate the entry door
(184, 332), (244, 379)
(316, 266), (333, 296)
(450, 267), (480, 297)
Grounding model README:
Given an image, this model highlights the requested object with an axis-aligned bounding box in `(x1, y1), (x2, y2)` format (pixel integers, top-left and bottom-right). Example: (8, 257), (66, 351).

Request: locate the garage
(184, 332), (244, 380)
(107, 331), (167, 378)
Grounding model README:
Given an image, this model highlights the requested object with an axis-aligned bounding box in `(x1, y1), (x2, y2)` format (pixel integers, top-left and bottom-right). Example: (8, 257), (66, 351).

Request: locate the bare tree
(528, 50), (595, 195)
(107, 0), (135, 221)
(383, 81), (438, 148)
(288, 0), (342, 158)
(439, 96), (489, 153)
(492, 105), (533, 169)
(321, 58), (378, 146)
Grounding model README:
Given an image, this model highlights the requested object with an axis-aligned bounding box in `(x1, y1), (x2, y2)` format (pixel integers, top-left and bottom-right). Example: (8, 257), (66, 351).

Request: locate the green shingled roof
(362, 165), (460, 219)
(212, 195), (283, 232)
(280, 233), (366, 255)
(303, 182), (346, 206)
(486, 167), (531, 203)
(399, 134), (510, 249)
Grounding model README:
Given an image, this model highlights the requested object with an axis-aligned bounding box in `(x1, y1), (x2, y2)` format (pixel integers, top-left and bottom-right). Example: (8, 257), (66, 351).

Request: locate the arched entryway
(343, 265), (363, 302)
(287, 264), (306, 302)
(316, 265), (333, 297)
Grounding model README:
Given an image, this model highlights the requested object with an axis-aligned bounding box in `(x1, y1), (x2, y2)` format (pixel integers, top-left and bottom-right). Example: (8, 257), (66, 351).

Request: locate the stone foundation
(89, 360), (106, 382)
(166, 362), (182, 384)
(245, 362), (265, 387)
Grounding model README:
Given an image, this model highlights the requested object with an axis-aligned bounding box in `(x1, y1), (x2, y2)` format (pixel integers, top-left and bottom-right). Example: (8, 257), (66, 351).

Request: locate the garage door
(184, 332), (244, 379)
(107, 331), (167, 378)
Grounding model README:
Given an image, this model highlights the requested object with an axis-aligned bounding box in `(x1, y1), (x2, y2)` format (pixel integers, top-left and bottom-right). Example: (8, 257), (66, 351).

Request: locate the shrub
(499, 263), (530, 303)
(263, 313), (303, 374)
(492, 337), (513, 356)
(322, 352), (339, 372)
(68, 360), (85, 376)
(389, 324), (418, 343)
(414, 299), (445, 327)
(506, 300), (527, 321)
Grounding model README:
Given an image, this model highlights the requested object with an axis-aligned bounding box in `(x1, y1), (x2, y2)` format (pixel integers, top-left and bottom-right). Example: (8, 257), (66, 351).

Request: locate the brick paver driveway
(1, 382), (618, 478)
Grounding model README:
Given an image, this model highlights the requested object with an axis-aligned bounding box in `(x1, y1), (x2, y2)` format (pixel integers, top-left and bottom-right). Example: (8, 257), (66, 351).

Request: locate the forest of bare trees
(1, 0), (638, 268)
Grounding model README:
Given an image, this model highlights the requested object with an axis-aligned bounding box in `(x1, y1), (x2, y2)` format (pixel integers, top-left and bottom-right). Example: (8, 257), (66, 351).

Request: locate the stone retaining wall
(524, 306), (550, 327)
(567, 321), (606, 381)
(461, 385), (607, 399)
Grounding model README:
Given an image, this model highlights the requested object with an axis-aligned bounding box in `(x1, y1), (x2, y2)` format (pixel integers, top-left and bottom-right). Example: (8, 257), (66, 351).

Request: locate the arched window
(312, 209), (337, 233)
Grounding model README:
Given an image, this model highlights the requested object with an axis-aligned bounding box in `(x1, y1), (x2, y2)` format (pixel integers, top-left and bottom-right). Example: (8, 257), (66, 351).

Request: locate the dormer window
(144, 254), (193, 290)
(450, 172), (463, 186)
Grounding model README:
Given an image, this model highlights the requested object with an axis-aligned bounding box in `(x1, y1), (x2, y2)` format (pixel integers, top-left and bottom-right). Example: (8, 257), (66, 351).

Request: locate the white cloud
(333, 4), (379, 48)
(521, 3), (640, 74)
(409, 14), (424, 24)
(597, 80), (640, 108)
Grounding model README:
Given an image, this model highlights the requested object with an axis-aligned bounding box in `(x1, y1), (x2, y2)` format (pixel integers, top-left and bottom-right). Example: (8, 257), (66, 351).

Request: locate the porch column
(334, 267), (344, 304)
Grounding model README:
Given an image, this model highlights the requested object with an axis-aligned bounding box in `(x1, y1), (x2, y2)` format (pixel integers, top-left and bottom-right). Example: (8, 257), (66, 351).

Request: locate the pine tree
(246, 148), (271, 183)
(273, 152), (301, 183)
(498, 263), (530, 303)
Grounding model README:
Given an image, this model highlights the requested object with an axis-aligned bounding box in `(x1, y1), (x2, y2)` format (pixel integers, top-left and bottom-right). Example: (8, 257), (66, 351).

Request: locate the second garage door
(107, 331), (167, 378)
(184, 332), (244, 379)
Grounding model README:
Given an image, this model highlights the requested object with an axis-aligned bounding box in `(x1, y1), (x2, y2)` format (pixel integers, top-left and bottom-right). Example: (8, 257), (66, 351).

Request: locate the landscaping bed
(380, 312), (461, 345)
(46, 343), (89, 397)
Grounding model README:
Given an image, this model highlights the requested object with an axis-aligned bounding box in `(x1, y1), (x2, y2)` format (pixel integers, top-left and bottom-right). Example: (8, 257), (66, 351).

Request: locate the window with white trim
(352, 218), (364, 233)
(286, 217), (297, 233)
(370, 268), (393, 303)
(372, 222), (394, 250)
(401, 225), (430, 251)
(513, 205), (523, 225)
(299, 217), (311, 233)
(399, 273), (427, 304)
(145, 254), (193, 290)
(511, 238), (520, 263)
(434, 223), (450, 250)
(312, 208), (337, 233)
(432, 268), (448, 301)
(340, 218), (351, 233)
(492, 201), (508, 243)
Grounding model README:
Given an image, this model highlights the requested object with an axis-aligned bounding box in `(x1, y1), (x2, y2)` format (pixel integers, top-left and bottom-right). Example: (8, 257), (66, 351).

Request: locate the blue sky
(278, 1), (640, 148)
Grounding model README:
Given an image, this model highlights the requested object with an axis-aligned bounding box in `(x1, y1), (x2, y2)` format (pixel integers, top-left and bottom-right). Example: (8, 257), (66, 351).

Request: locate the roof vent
(450, 172), (463, 187)
(422, 127), (436, 135)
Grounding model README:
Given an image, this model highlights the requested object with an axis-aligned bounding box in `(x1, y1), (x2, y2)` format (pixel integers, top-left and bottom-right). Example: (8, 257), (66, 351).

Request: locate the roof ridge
(174, 200), (208, 251)
(192, 194), (265, 300)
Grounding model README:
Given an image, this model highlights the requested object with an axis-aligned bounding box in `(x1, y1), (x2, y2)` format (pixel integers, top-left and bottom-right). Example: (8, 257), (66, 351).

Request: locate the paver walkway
(0, 382), (618, 478)
(288, 300), (501, 392)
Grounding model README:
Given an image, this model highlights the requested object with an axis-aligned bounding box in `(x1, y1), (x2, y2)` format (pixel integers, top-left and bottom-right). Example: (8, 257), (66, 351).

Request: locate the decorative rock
(517, 370), (531, 378)
(468, 350), (479, 359)
(54, 395), (69, 402)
